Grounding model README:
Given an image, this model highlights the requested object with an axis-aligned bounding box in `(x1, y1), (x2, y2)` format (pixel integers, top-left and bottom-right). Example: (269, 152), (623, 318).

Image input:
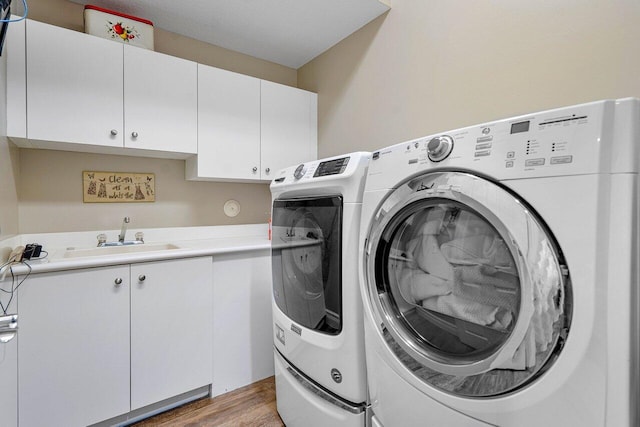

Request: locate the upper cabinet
(11, 20), (197, 157)
(7, 19), (316, 181)
(261, 80), (317, 179)
(188, 65), (262, 182)
(25, 19), (124, 149)
(124, 46), (197, 154)
(186, 68), (317, 183)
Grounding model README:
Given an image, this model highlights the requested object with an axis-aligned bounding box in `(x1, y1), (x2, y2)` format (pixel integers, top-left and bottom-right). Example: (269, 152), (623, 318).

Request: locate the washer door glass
(272, 196), (342, 334)
(364, 172), (571, 397)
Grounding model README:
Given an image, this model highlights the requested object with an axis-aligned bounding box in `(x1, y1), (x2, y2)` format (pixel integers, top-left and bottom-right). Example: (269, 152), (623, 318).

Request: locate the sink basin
(64, 243), (181, 258)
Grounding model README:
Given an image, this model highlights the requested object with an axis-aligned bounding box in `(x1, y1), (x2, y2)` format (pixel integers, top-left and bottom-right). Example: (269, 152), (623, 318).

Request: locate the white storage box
(84, 5), (154, 50)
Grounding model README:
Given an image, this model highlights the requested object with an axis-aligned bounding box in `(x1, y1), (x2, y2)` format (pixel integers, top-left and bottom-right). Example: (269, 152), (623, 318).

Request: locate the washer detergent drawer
(274, 350), (365, 427)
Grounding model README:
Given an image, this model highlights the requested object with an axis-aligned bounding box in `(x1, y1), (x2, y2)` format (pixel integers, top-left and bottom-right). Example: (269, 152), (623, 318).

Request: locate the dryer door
(272, 196), (343, 334)
(363, 171), (572, 397)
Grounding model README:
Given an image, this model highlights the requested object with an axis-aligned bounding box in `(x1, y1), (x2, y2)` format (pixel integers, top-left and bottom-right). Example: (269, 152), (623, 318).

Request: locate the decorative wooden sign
(83, 171), (155, 203)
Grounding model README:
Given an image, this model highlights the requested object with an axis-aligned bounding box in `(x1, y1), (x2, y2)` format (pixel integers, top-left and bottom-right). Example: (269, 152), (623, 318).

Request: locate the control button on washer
(525, 158), (545, 167)
(427, 135), (454, 162)
(506, 151), (515, 159)
(293, 164), (307, 179)
(550, 155), (573, 165)
(474, 150), (491, 157)
(506, 160), (514, 168)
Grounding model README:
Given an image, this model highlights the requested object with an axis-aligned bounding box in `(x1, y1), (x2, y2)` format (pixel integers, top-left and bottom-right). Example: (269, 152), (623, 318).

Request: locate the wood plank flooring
(132, 377), (285, 427)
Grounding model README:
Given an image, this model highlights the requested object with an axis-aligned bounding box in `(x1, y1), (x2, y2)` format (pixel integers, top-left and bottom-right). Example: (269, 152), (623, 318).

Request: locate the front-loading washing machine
(271, 152), (371, 427)
(359, 99), (640, 426)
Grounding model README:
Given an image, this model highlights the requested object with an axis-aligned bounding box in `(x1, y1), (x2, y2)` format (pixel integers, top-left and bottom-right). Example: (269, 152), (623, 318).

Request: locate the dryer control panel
(270, 151), (371, 202)
(274, 156), (350, 183)
(314, 156), (350, 177)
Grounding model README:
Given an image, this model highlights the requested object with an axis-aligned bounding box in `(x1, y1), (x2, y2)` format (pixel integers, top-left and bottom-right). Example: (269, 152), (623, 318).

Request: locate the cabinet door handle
(110, 129), (118, 136)
(131, 131), (139, 138)
(138, 275), (146, 282)
(265, 168), (270, 174)
(252, 167), (258, 173)
(114, 278), (123, 286)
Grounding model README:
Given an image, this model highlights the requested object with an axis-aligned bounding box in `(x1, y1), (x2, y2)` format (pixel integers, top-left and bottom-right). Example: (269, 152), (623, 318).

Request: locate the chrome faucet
(118, 217), (130, 243)
(96, 217), (144, 247)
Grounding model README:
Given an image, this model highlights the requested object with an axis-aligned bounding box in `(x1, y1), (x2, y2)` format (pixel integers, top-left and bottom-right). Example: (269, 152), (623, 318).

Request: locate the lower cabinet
(212, 250), (274, 396)
(0, 278), (19, 427)
(18, 265), (131, 427)
(18, 257), (213, 427)
(130, 258), (213, 409)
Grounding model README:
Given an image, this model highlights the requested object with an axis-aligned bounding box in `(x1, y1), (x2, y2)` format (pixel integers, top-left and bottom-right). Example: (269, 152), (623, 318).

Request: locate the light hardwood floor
(132, 377), (284, 426)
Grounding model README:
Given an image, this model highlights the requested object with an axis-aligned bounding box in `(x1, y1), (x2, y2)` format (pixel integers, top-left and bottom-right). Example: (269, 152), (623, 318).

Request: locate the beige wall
(18, 150), (271, 233)
(299, 0), (640, 157)
(6, 0), (299, 234)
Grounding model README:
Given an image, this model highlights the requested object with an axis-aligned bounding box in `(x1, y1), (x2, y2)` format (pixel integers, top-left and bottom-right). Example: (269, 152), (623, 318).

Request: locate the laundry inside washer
(370, 171), (568, 397)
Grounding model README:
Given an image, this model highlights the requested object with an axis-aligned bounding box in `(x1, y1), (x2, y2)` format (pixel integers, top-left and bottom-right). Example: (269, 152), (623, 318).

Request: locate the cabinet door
(124, 45), (197, 154)
(6, 18), (26, 141)
(18, 266), (130, 427)
(260, 80), (317, 180)
(212, 251), (274, 396)
(0, 278), (18, 427)
(26, 20), (124, 147)
(190, 64), (261, 181)
(130, 257), (213, 410)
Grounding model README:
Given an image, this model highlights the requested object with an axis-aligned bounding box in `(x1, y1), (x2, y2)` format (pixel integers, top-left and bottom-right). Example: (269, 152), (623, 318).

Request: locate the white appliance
(358, 99), (640, 426)
(270, 152), (370, 427)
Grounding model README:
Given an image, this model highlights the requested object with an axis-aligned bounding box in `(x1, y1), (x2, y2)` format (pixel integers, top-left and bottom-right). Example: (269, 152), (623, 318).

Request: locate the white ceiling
(68, 0), (390, 69)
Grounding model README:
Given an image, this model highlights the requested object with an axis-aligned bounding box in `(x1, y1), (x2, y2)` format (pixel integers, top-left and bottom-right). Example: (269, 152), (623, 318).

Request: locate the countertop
(1, 224), (271, 276)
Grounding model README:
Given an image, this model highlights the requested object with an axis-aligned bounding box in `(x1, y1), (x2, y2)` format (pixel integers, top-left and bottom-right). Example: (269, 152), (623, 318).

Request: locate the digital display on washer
(314, 157), (350, 177)
(510, 121), (530, 134)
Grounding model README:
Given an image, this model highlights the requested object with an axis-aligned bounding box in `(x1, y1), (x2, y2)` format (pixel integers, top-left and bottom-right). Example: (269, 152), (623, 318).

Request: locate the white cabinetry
(14, 20), (197, 157)
(188, 65), (261, 181)
(8, 19), (316, 178)
(186, 74), (317, 183)
(261, 80), (317, 178)
(0, 330), (17, 427)
(212, 250), (274, 395)
(0, 277), (19, 427)
(6, 18), (26, 140)
(17, 257), (212, 426)
(18, 265), (131, 427)
(131, 257), (212, 409)
(25, 19), (124, 148)
(124, 46), (197, 154)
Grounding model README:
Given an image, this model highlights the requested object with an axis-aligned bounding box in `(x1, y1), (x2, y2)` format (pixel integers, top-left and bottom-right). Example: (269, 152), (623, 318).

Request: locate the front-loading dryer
(359, 99), (640, 426)
(271, 152), (371, 427)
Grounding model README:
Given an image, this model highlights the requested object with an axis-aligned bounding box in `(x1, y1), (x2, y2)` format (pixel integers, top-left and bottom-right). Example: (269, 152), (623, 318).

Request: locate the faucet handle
(97, 233), (107, 246)
(135, 232), (144, 243)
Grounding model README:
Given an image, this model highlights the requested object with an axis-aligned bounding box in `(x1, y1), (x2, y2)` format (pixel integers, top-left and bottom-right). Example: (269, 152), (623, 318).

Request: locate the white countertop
(1, 224), (271, 276)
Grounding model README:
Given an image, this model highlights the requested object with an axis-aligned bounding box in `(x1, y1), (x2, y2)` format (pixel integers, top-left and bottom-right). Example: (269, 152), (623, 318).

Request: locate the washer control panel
(368, 99), (637, 186)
